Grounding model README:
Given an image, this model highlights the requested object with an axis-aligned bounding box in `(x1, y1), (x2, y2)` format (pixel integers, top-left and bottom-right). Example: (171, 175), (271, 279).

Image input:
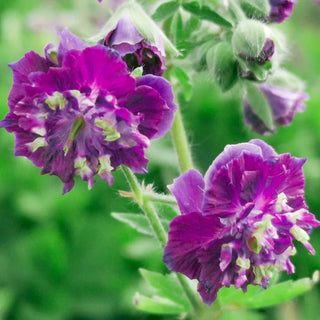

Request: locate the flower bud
(243, 74), (308, 135)
(206, 42), (239, 92)
(232, 20), (274, 65)
(268, 0), (297, 23)
(104, 16), (165, 75)
(90, 2), (179, 75)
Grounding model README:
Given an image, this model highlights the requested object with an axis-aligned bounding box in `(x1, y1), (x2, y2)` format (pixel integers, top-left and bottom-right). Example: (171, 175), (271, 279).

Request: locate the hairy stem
(171, 109), (194, 172)
(121, 165), (200, 312)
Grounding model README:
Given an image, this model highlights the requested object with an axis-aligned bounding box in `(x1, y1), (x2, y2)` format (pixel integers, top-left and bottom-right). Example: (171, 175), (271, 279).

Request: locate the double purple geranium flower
(0, 30), (176, 193)
(164, 139), (319, 305)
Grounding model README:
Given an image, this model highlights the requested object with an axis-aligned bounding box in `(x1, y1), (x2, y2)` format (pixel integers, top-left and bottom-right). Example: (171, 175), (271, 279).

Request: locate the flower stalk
(121, 165), (200, 312)
(171, 109), (194, 172)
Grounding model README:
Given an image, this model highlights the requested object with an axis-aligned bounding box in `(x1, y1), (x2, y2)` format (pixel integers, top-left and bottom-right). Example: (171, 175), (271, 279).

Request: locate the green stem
(121, 165), (200, 312)
(171, 109), (194, 172)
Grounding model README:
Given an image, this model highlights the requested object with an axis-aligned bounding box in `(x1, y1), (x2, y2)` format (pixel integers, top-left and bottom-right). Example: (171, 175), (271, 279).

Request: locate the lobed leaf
(152, 1), (180, 21)
(182, 2), (233, 29)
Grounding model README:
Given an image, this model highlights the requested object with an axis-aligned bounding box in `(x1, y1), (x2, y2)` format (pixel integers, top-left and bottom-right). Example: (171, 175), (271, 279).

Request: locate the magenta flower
(0, 31), (177, 193)
(163, 139), (319, 306)
(243, 84), (308, 135)
(268, 0), (297, 23)
(104, 16), (166, 76)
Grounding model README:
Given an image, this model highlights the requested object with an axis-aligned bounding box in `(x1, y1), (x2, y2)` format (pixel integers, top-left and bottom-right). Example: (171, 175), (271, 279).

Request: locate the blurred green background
(0, 1), (319, 319)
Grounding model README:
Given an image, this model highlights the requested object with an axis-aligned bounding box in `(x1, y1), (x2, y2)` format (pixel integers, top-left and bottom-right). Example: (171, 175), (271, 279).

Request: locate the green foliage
(112, 212), (154, 236)
(135, 269), (191, 314)
(218, 276), (317, 309)
(182, 2), (233, 28)
(207, 42), (239, 92)
(240, 0), (271, 19)
(152, 1), (180, 21)
(232, 19), (267, 58)
(245, 81), (274, 131)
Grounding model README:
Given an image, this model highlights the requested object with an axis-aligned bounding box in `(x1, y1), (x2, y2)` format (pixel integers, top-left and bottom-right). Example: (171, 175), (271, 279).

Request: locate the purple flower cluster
(268, 0), (297, 23)
(163, 139), (319, 305)
(0, 31), (176, 193)
(244, 84), (308, 135)
(104, 17), (166, 76)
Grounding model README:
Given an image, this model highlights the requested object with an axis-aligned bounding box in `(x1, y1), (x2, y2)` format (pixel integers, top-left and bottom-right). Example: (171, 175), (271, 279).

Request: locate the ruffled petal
(168, 169), (205, 215)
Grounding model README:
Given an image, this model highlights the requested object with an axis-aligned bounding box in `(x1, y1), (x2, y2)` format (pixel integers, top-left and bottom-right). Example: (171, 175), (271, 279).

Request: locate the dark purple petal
(243, 84), (308, 135)
(269, 0), (296, 23)
(168, 169), (205, 215)
(105, 16), (144, 55)
(204, 142), (262, 186)
(8, 51), (50, 109)
(260, 85), (308, 126)
(137, 75), (177, 139)
(163, 213), (222, 279)
(57, 29), (88, 64)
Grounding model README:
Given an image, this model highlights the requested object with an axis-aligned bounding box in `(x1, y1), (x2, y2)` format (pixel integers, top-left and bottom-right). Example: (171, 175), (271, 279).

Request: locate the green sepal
(206, 42), (239, 92)
(232, 19), (267, 58)
(240, 0), (271, 19)
(152, 1), (180, 21)
(182, 2), (233, 28)
(245, 82), (274, 131)
(131, 66), (143, 78)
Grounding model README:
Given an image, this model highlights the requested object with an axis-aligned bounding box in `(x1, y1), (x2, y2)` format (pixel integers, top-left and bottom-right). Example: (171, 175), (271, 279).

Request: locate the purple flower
(104, 16), (166, 76)
(0, 31), (177, 193)
(163, 139), (319, 306)
(243, 84), (308, 135)
(268, 0), (297, 23)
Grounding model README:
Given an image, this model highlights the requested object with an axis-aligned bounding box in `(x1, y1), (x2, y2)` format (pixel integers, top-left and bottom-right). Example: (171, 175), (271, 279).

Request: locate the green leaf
(218, 277), (316, 309)
(154, 203), (179, 221)
(135, 269), (191, 315)
(111, 212), (170, 235)
(207, 42), (239, 92)
(185, 16), (201, 35)
(134, 294), (187, 314)
(240, 0), (271, 19)
(171, 11), (184, 46)
(152, 1), (180, 21)
(182, 2), (233, 28)
(170, 66), (193, 100)
(140, 269), (191, 308)
(111, 212), (153, 236)
(245, 82), (274, 131)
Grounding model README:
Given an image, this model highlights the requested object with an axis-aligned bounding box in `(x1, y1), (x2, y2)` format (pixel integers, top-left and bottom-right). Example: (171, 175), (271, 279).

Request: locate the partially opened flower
(163, 139), (319, 306)
(0, 31), (177, 193)
(268, 0), (297, 23)
(243, 84), (308, 135)
(104, 16), (166, 75)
